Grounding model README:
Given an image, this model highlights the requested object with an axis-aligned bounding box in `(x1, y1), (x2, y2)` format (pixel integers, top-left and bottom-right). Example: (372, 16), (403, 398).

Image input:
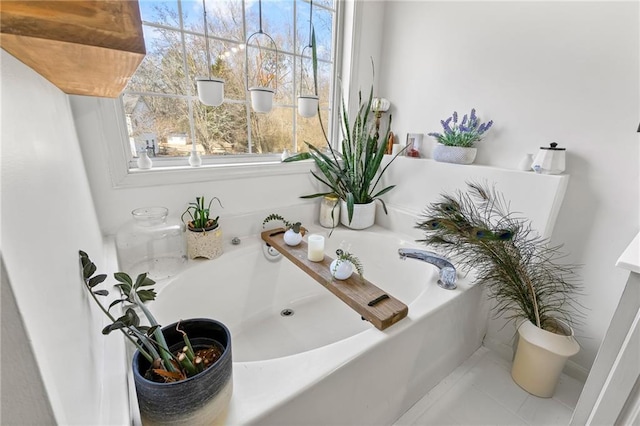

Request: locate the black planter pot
(132, 318), (233, 425)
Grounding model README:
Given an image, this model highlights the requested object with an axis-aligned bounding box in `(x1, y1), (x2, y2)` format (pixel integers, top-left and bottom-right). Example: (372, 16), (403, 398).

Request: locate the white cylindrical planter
(249, 87), (275, 113)
(297, 95), (319, 118)
(511, 320), (580, 397)
(432, 144), (477, 164)
(340, 200), (376, 230)
(196, 77), (224, 106)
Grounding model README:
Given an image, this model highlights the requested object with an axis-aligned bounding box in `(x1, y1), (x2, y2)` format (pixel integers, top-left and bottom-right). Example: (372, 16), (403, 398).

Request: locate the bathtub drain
(280, 308), (294, 317)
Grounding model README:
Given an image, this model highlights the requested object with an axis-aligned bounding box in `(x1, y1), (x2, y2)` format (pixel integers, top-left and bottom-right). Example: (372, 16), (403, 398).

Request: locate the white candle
(307, 234), (325, 262)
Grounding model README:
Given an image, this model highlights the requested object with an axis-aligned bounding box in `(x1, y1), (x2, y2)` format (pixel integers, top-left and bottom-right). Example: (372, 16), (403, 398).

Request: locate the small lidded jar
(115, 207), (187, 280)
(319, 195), (340, 228)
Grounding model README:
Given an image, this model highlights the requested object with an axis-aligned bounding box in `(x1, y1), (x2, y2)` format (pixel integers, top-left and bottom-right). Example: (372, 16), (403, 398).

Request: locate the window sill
(115, 159), (316, 188)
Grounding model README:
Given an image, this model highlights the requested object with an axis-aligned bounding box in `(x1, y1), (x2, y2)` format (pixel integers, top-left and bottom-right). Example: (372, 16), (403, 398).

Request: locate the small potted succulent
(416, 182), (581, 397)
(181, 196), (224, 259)
(329, 248), (364, 281)
(79, 251), (232, 425)
(427, 108), (493, 164)
(262, 213), (306, 246)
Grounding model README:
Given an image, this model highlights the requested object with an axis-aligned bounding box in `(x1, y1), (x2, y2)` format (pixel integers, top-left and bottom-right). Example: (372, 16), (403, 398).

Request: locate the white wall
(0, 50), (124, 424)
(376, 1), (639, 371)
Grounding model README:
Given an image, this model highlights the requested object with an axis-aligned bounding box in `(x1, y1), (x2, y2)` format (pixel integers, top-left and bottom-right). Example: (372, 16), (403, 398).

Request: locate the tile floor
(395, 346), (584, 426)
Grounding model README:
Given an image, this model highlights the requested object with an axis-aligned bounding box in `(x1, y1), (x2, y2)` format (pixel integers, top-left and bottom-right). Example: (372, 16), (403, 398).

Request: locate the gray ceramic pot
(132, 318), (233, 425)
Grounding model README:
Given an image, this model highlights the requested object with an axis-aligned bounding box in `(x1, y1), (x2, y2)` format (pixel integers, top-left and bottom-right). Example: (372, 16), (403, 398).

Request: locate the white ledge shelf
(616, 232), (640, 274)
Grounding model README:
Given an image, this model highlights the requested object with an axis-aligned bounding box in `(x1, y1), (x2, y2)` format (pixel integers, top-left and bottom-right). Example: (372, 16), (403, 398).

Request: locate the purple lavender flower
(429, 108), (493, 147)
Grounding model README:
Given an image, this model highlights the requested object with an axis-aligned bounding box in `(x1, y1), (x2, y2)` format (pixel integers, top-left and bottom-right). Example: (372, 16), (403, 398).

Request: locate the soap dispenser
(531, 142), (565, 174)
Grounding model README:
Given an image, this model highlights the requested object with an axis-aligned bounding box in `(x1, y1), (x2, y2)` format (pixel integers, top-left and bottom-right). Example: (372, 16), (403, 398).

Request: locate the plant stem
(87, 284), (154, 363)
(131, 290), (177, 372)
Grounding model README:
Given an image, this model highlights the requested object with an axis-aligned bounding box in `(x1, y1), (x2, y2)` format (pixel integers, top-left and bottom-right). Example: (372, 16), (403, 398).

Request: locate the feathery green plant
(262, 213), (302, 233)
(415, 182), (582, 331)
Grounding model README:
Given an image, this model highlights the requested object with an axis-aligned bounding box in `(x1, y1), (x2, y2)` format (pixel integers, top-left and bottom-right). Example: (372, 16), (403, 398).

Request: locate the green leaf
(283, 152), (312, 162)
(92, 289), (109, 296)
(88, 274), (107, 288)
(114, 272), (133, 286)
(108, 299), (124, 311)
(136, 289), (157, 303)
(102, 321), (126, 335)
(134, 273), (149, 290)
(82, 262), (96, 280)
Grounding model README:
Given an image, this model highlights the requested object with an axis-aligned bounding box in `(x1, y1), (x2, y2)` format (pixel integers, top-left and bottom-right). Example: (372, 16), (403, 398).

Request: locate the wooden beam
(0, 1), (145, 97)
(261, 229), (408, 331)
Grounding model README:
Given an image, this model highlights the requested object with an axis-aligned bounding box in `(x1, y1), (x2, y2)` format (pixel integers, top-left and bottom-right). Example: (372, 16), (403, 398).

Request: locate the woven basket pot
(432, 144), (477, 164)
(186, 223), (223, 260)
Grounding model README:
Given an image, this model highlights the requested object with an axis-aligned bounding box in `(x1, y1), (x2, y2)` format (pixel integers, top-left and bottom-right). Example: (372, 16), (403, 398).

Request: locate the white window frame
(103, 0), (345, 188)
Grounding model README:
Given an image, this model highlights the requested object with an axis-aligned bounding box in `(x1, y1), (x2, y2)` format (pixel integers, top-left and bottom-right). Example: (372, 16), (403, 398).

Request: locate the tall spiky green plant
(283, 29), (405, 224)
(416, 182), (582, 331)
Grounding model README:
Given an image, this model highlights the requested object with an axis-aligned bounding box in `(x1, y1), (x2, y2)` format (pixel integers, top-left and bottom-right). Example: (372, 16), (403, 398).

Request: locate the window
(122, 0), (338, 166)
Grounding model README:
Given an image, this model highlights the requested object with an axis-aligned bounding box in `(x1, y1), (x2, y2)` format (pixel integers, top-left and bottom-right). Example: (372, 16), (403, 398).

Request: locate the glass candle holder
(319, 195), (340, 228)
(307, 234), (325, 262)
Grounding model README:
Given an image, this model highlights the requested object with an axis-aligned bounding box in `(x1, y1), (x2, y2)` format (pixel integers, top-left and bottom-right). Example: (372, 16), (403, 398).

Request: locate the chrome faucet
(398, 248), (457, 290)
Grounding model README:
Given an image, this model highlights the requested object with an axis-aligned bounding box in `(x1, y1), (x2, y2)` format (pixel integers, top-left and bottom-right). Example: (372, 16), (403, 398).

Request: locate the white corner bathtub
(148, 225), (488, 425)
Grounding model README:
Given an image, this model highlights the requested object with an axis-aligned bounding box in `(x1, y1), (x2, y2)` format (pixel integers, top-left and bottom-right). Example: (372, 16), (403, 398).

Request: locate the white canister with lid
(531, 142), (566, 174)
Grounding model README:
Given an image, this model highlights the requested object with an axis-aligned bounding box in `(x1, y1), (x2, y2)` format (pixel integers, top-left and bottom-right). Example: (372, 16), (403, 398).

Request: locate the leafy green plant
(415, 182), (582, 331)
(182, 196), (223, 230)
(262, 213), (303, 233)
(80, 250), (211, 382)
(333, 248), (364, 278)
(283, 29), (405, 224)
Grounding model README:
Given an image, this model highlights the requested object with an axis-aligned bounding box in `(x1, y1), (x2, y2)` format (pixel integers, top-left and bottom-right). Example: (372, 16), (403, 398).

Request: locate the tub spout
(398, 248), (457, 290)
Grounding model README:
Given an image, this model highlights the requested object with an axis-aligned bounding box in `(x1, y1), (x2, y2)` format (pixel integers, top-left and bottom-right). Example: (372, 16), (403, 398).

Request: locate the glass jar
(319, 195), (340, 228)
(115, 207), (187, 280)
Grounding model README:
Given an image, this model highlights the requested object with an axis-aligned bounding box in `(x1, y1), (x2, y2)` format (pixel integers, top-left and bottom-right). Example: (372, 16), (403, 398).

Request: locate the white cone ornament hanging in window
(246, 0), (278, 113)
(196, 0), (224, 107)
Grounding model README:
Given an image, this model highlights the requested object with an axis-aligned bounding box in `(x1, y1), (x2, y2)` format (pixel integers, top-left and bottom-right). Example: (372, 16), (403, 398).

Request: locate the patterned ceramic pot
(432, 144), (477, 164)
(132, 319), (233, 425)
(186, 223), (223, 260)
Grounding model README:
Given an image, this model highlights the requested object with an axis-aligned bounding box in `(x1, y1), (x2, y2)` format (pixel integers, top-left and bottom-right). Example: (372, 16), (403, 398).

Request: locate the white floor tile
(552, 374), (584, 409)
(516, 395), (574, 426)
(395, 346), (584, 426)
(438, 384), (528, 426)
(465, 353), (530, 411)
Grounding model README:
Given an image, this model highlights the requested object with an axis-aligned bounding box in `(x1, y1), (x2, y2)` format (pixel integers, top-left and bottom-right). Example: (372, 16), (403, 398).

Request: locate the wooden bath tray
(261, 229), (408, 331)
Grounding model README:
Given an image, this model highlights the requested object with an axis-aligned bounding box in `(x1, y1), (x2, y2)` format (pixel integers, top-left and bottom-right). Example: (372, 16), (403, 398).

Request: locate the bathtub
(148, 225), (488, 425)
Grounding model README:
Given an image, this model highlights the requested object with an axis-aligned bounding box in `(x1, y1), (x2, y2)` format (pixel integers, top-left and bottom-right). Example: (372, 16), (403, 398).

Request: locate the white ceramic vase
(511, 320), (580, 397)
(283, 229), (303, 246)
(330, 258), (353, 280)
(339, 200), (376, 230)
(432, 144), (477, 165)
(249, 87), (275, 113)
(297, 95), (319, 118)
(136, 151), (152, 169)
